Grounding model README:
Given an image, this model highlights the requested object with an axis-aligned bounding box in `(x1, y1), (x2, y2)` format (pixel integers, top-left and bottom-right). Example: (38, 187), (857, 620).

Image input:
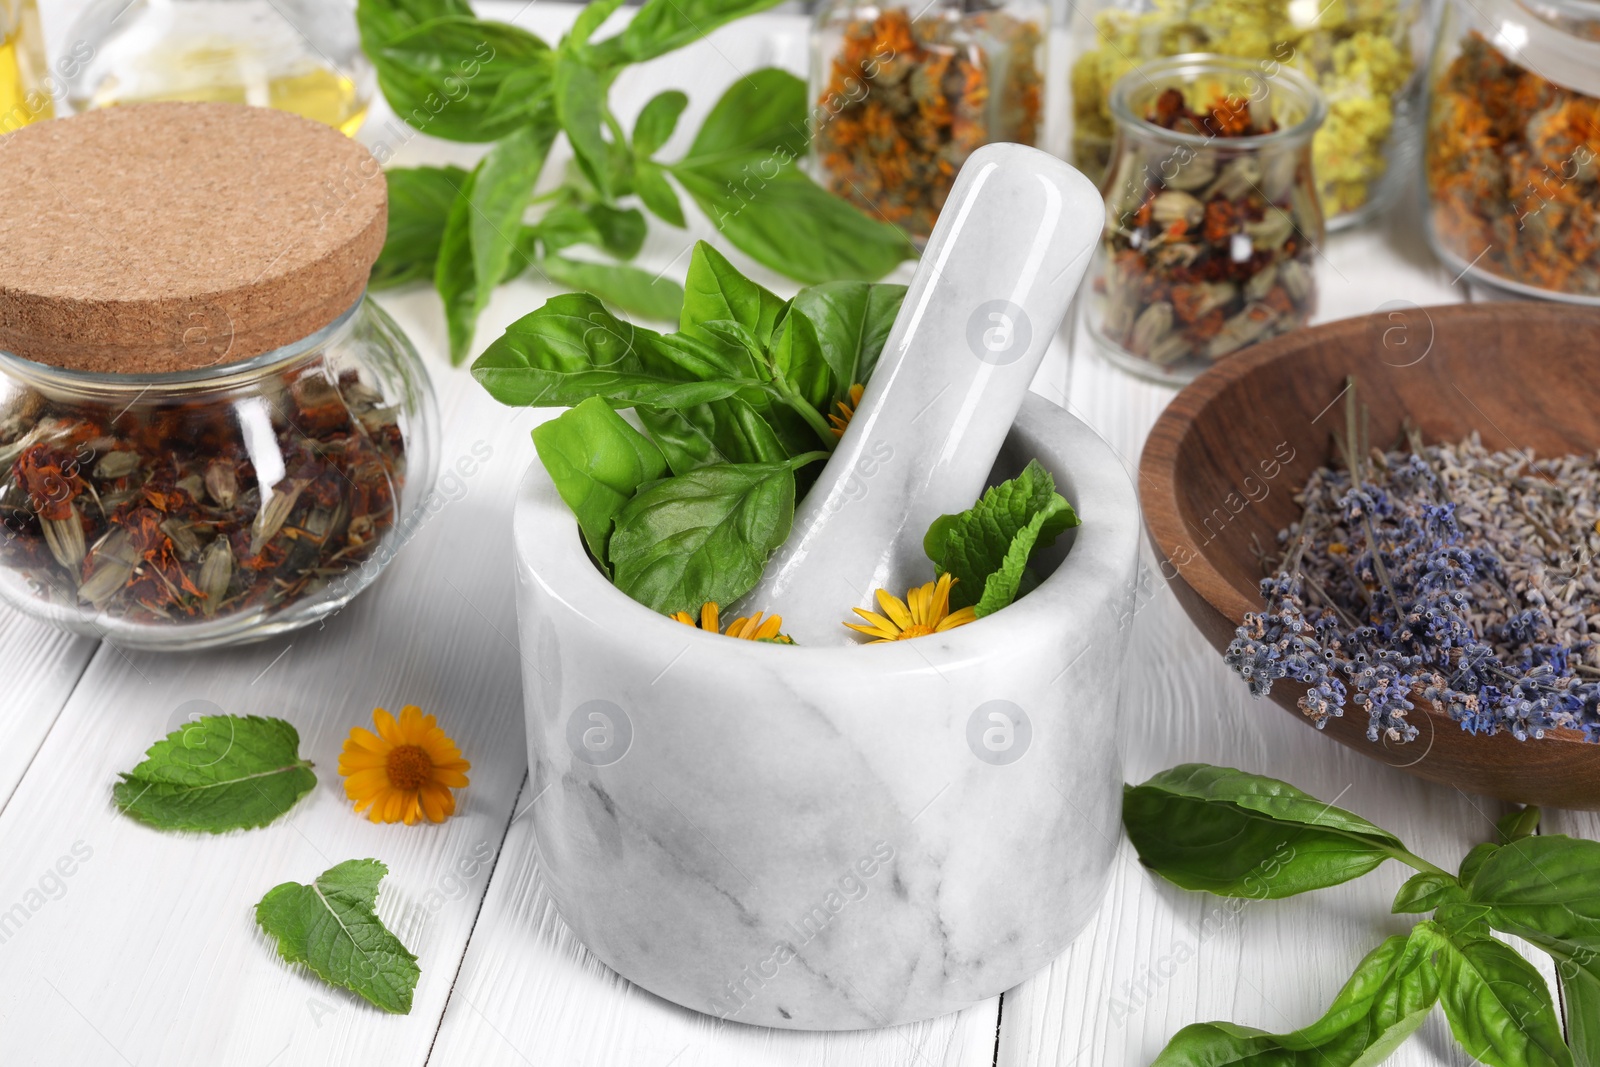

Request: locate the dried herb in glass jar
(1425, 29), (1600, 300)
(1086, 58), (1327, 381)
(0, 363), (404, 623)
(811, 1), (1045, 243)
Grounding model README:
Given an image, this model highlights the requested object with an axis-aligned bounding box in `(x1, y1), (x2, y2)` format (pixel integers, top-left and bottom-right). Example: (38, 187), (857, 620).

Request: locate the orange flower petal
(372, 707), (401, 744)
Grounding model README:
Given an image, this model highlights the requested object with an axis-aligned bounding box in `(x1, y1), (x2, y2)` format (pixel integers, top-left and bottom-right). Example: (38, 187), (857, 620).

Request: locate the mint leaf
(1151, 928), (1439, 1067)
(112, 715), (315, 833)
(924, 459), (1079, 613)
(255, 859), (420, 1014)
(533, 397), (666, 565)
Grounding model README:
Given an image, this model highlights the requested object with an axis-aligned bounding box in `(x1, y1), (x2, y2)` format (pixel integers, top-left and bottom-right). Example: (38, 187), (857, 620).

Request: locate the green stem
(771, 383), (838, 448)
(1389, 847), (1452, 879)
(790, 450), (831, 470)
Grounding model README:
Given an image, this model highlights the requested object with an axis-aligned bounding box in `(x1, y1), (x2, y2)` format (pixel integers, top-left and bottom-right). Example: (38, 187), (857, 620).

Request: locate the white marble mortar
(511, 394), (1140, 1030)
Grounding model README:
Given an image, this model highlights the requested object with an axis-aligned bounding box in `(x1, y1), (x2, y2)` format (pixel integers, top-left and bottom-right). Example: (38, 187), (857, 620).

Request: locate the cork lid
(0, 102), (387, 374)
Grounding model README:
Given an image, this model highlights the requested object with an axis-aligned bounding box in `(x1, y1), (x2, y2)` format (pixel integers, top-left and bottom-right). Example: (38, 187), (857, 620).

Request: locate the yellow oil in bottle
(80, 41), (368, 137)
(0, 0), (54, 132)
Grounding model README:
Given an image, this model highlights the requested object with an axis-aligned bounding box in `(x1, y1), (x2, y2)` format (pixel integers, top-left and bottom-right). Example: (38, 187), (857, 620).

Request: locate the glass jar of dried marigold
(0, 102), (438, 650)
(809, 0), (1047, 245)
(1424, 0), (1600, 302)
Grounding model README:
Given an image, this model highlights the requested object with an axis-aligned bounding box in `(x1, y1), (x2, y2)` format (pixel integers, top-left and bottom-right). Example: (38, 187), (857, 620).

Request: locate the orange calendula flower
(845, 573), (977, 642)
(828, 383), (866, 438)
(339, 705), (471, 825)
(670, 601), (795, 643)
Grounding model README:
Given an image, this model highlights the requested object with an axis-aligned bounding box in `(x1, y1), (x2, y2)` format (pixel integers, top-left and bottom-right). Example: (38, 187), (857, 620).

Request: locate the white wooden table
(2, 4), (1593, 1064)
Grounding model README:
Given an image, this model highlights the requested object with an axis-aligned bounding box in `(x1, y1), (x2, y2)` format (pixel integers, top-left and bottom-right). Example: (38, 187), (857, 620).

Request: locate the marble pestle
(738, 143), (1105, 645)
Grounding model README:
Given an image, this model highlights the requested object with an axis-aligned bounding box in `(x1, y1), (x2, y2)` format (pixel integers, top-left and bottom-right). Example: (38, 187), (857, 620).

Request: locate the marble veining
(512, 396), (1141, 1030)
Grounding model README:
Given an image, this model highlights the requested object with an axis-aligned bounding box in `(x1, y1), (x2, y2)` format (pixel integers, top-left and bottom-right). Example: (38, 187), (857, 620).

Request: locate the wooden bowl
(1139, 303), (1600, 809)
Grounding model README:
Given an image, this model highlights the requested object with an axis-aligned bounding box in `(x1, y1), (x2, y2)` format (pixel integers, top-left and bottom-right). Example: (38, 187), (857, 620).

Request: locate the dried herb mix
(0, 366), (404, 625)
(1426, 32), (1600, 298)
(1093, 84), (1319, 373)
(1071, 0), (1419, 221)
(813, 6), (1043, 241)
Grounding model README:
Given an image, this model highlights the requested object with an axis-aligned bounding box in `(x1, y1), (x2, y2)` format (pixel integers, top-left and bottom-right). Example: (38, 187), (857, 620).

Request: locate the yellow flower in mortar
(845, 573), (977, 642)
(339, 705), (471, 825)
(670, 601), (794, 643)
(828, 383), (866, 438)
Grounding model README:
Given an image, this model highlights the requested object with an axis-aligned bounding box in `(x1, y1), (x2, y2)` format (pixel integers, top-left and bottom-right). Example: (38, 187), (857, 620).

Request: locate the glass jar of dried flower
(1083, 54), (1327, 382)
(1423, 0), (1600, 302)
(0, 102), (438, 650)
(809, 0), (1047, 246)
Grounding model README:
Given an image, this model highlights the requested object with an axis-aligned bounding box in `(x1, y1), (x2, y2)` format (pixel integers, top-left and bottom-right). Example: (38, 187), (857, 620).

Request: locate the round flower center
(896, 623), (935, 639)
(386, 744), (433, 791)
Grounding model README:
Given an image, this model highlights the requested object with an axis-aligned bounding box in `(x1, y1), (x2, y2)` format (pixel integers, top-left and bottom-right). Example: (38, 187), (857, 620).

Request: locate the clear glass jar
(0, 298), (437, 651)
(1070, 0), (1424, 229)
(0, 0), (52, 132)
(1423, 0), (1600, 301)
(810, 0), (1048, 245)
(60, 0), (373, 136)
(1084, 54), (1326, 382)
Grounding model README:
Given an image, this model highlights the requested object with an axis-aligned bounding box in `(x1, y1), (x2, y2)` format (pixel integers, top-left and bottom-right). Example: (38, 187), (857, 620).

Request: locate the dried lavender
(1227, 429), (1600, 744)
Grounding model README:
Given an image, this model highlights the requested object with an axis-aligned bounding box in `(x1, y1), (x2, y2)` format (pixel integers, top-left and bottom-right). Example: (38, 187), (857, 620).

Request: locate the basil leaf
(633, 90), (688, 157)
(1394, 870), (1467, 914)
(355, 0), (472, 47)
(436, 165), (479, 363)
(639, 397), (788, 474)
(458, 123), (560, 361)
(680, 240), (786, 345)
(373, 16), (554, 143)
(770, 304), (833, 410)
(533, 397), (666, 566)
(1150, 929), (1439, 1067)
(255, 859), (420, 1015)
(1462, 841), (1503, 886)
(615, 0), (788, 63)
(472, 294), (750, 408)
(925, 459), (1078, 611)
(370, 165), (467, 289)
(565, 0), (626, 50)
(1123, 764), (1416, 899)
(1497, 807), (1543, 844)
(1415, 920), (1573, 1067)
(113, 715), (316, 833)
(533, 203), (646, 260)
(634, 161), (685, 227)
(785, 280), (906, 401)
(609, 461), (796, 614)
(1465, 835), (1600, 1067)
(673, 164), (914, 284)
(539, 254), (685, 322)
(554, 55), (616, 199)
(668, 71), (913, 283)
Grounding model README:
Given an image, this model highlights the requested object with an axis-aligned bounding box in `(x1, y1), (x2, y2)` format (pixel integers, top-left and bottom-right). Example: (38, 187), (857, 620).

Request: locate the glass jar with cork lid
(0, 102), (437, 650)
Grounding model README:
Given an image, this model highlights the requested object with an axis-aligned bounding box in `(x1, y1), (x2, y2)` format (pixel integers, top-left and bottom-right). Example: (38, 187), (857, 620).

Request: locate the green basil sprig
(489, 242), (904, 614)
(358, 0), (914, 364)
(1128, 764), (1592, 1067)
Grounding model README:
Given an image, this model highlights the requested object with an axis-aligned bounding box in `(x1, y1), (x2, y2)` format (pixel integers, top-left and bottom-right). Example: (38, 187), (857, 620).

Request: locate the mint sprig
(1128, 765), (1590, 1067)
(256, 859), (420, 1014)
(113, 715), (316, 833)
(924, 459), (1080, 616)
